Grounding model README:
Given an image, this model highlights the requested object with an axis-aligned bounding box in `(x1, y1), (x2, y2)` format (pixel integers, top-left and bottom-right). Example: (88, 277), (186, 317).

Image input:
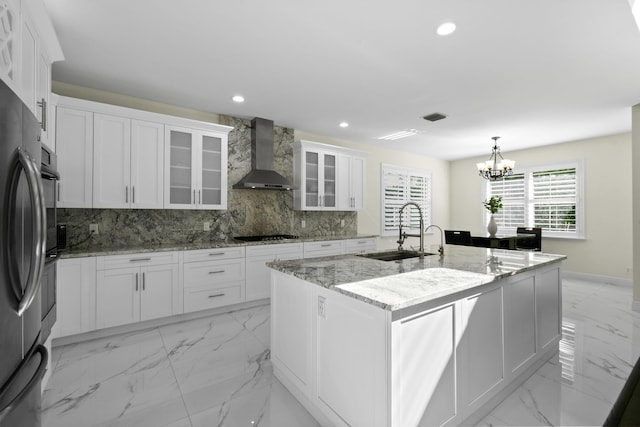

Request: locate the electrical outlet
(89, 224), (99, 235)
(204, 221), (211, 231)
(301, 219), (306, 228)
(318, 296), (326, 318)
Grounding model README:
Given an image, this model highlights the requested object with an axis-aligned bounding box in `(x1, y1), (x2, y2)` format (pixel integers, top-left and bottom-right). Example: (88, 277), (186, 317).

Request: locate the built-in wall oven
(40, 143), (59, 341)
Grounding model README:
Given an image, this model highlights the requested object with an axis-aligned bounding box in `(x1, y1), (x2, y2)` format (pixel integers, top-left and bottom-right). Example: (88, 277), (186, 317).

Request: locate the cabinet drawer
(183, 258), (245, 287)
(183, 246), (245, 263)
(184, 283), (243, 313)
(246, 243), (302, 259)
(344, 238), (377, 254)
(97, 251), (178, 270)
(303, 240), (344, 258)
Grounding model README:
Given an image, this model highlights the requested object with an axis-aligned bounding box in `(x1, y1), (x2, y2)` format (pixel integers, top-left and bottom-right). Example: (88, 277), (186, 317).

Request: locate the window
(485, 162), (583, 238)
(381, 164), (432, 236)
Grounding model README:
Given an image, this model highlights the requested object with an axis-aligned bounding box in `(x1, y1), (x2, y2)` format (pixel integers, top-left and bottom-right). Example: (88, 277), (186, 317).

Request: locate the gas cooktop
(233, 234), (299, 242)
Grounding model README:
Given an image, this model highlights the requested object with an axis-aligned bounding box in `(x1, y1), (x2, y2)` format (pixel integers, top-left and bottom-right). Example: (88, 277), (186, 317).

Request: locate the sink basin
(356, 250), (435, 261)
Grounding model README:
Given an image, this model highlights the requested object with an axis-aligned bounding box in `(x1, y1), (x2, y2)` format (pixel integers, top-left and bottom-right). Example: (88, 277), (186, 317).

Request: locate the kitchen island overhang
(268, 245), (566, 427)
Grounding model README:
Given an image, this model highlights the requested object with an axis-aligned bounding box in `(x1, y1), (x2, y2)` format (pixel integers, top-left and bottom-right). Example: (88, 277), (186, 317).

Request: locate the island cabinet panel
(537, 267), (561, 352)
(271, 271), (313, 396)
(504, 272), (537, 377)
(391, 302), (459, 427)
(315, 287), (388, 427)
(245, 243), (302, 302)
(459, 284), (504, 416)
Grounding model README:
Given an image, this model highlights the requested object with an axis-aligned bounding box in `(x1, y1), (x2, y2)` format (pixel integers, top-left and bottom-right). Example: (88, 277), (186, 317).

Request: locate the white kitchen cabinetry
(294, 140), (367, 211)
(338, 153), (366, 211)
(344, 237), (377, 254)
(56, 107), (93, 208)
(0, 0), (19, 92)
(95, 252), (180, 329)
(165, 125), (228, 210)
(93, 114), (164, 209)
(303, 240), (344, 258)
(271, 262), (563, 427)
(182, 247), (245, 313)
(52, 257), (96, 338)
(246, 243), (302, 301)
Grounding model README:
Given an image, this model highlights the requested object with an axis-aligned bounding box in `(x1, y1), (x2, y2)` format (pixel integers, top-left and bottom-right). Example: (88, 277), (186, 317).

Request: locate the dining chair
(516, 227), (542, 251)
(444, 230), (474, 246)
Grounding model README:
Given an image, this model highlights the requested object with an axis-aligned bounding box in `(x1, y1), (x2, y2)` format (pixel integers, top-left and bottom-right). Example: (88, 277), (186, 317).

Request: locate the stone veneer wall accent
(58, 115), (357, 251)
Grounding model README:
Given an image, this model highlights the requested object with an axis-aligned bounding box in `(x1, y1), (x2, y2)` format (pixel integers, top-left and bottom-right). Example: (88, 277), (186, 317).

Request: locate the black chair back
(516, 227), (542, 251)
(444, 230), (473, 246)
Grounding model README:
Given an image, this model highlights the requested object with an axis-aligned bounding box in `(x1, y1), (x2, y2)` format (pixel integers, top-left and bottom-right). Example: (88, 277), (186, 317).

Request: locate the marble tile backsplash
(58, 115), (357, 251)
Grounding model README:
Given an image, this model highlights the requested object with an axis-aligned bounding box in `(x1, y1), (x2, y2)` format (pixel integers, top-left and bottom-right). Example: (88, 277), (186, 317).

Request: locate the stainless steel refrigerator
(0, 79), (49, 426)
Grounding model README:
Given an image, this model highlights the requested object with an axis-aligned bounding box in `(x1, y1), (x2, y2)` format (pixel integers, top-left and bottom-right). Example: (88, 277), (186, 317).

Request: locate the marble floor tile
(43, 279), (639, 427)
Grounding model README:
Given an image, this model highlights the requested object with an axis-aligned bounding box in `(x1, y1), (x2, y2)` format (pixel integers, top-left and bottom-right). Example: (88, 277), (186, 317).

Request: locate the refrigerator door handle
(0, 342), (48, 423)
(3, 147), (47, 316)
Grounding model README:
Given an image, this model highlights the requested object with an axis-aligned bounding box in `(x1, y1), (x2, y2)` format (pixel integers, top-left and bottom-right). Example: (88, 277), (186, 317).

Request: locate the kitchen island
(268, 245), (566, 427)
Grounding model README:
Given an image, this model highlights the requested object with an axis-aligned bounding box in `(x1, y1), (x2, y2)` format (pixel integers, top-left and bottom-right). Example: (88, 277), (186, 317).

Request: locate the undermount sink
(356, 250), (435, 262)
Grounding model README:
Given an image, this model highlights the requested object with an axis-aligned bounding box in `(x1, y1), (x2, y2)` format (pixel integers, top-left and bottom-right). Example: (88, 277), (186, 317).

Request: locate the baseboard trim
(562, 271), (633, 287)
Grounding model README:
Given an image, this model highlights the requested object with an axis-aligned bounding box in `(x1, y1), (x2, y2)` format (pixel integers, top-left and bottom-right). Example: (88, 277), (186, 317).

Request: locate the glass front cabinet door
(165, 125), (228, 210)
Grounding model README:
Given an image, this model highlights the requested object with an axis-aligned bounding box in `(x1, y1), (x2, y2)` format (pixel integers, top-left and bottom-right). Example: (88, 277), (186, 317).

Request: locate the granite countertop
(58, 234), (378, 258)
(267, 244), (567, 313)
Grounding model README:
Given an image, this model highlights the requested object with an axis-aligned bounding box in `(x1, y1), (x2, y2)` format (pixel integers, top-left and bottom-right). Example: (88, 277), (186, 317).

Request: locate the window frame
(483, 160), (584, 239)
(380, 163), (432, 237)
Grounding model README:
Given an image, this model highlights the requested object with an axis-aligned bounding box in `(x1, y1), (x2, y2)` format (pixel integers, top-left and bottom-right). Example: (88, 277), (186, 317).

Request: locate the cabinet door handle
(129, 257), (151, 262)
(142, 272), (145, 290)
(135, 272), (139, 291)
(193, 189), (196, 204)
(37, 98), (47, 131)
(208, 270), (225, 274)
(57, 182), (60, 202)
(198, 190), (201, 205)
(208, 293), (225, 299)
(125, 186), (128, 203)
(321, 244), (331, 247)
(132, 186), (135, 204)
(208, 252), (225, 257)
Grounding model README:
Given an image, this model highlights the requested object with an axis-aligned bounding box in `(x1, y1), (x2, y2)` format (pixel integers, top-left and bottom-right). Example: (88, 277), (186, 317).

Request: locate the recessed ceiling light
(232, 95), (245, 103)
(436, 22), (456, 36)
(377, 129), (419, 140)
(339, 122), (349, 128)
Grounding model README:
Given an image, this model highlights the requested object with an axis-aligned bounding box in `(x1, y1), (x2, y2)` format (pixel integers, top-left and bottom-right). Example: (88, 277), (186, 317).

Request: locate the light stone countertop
(267, 244), (566, 313)
(58, 234), (378, 258)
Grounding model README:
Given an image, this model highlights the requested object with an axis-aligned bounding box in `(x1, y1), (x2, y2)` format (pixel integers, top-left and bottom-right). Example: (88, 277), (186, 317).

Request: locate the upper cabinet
(93, 114), (164, 209)
(294, 140), (367, 211)
(55, 96), (232, 210)
(165, 125), (227, 210)
(0, 0), (63, 148)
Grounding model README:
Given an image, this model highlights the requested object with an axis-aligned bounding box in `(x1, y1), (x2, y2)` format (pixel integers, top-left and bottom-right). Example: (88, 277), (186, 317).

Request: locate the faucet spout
(425, 224), (445, 256)
(398, 202), (424, 256)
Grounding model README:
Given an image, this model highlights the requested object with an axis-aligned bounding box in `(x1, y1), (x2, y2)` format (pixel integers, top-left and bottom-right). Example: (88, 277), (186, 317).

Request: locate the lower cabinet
(343, 237), (377, 254)
(246, 243), (302, 301)
(53, 257), (97, 338)
(182, 247), (245, 313)
(96, 252), (180, 329)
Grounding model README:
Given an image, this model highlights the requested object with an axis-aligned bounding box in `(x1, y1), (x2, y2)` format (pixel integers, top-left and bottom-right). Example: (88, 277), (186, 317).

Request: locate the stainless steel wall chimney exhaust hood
(233, 117), (294, 190)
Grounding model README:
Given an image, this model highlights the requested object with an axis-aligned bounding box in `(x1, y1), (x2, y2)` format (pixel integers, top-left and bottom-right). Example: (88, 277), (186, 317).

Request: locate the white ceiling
(43, 0), (640, 160)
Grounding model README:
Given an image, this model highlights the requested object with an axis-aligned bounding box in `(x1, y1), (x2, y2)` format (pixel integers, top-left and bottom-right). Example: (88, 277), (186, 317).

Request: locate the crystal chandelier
(476, 136), (515, 180)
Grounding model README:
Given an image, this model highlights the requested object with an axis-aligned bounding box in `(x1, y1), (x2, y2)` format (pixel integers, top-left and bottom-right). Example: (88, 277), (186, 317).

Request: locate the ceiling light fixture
(377, 129), (419, 140)
(339, 121), (349, 128)
(476, 136), (516, 180)
(232, 95), (245, 103)
(436, 22), (456, 36)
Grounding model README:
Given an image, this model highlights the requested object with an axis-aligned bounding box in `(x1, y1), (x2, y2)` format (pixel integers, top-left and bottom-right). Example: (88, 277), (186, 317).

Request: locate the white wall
(295, 131), (450, 250)
(632, 105), (640, 305)
(450, 133), (633, 280)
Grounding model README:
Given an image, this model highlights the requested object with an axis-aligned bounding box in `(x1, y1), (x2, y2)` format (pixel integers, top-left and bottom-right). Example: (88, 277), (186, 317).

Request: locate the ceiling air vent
(423, 112), (447, 122)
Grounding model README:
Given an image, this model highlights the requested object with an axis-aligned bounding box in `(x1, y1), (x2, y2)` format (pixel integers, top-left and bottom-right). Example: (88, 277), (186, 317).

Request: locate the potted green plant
(483, 196), (502, 237)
